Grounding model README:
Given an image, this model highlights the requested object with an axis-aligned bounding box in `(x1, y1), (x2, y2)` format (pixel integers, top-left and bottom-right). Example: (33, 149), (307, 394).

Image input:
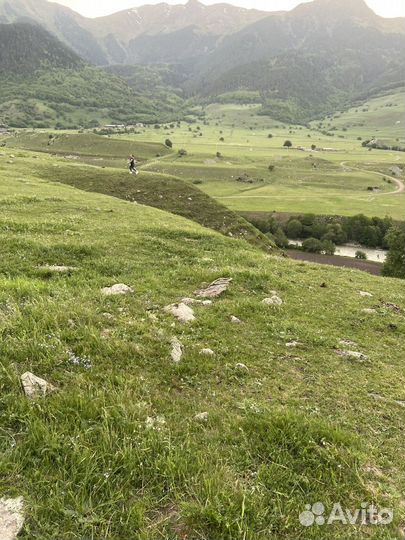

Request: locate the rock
(362, 308), (377, 314)
(0, 497), (24, 540)
(164, 303), (195, 323)
(230, 316), (242, 324)
(145, 416), (166, 431)
(194, 412), (209, 422)
(39, 265), (77, 273)
(389, 166), (402, 177)
(195, 277), (232, 298)
(359, 291), (373, 297)
(379, 301), (402, 314)
(181, 297), (213, 306)
(170, 338), (184, 363)
(339, 339), (358, 347)
(335, 350), (368, 361)
(235, 363), (249, 371)
(262, 294), (283, 306)
(286, 341), (300, 348)
(200, 348), (214, 356)
(21, 372), (56, 398)
(101, 283), (134, 296)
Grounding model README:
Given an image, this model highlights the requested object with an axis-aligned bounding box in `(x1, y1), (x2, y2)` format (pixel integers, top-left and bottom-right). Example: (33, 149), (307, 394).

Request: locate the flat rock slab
(21, 372), (56, 398)
(101, 284), (134, 296)
(335, 350), (368, 361)
(195, 277), (232, 298)
(359, 291), (373, 297)
(39, 265), (77, 273)
(170, 338), (184, 363)
(0, 497), (24, 540)
(164, 303), (195, 323)
(181, 297), (212, 306)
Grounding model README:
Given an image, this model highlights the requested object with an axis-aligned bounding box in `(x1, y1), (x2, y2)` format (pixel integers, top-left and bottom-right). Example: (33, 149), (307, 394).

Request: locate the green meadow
(108, 99), (405, 220)
(0, 144), (404, 539)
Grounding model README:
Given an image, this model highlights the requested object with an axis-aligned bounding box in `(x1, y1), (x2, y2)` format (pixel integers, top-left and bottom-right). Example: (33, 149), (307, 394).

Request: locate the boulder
(164, 303), (195, 323)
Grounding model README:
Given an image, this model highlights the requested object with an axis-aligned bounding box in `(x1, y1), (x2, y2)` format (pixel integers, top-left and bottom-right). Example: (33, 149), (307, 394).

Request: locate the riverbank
(287, 249), (383, 275)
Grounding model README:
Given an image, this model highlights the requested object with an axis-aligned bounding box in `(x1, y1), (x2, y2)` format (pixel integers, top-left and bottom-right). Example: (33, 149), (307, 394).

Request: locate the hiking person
(128, 154), (138, 175)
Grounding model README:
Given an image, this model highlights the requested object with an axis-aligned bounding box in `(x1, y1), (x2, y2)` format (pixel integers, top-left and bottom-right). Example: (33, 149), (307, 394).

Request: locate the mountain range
(0, 0), (403, 126)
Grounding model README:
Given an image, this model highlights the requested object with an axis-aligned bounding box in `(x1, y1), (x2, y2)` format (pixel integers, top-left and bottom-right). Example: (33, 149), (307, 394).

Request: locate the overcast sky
(49, 0), (405, 19)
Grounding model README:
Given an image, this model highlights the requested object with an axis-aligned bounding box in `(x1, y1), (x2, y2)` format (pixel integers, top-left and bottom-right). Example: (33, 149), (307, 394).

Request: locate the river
(288, 240), (387, 263)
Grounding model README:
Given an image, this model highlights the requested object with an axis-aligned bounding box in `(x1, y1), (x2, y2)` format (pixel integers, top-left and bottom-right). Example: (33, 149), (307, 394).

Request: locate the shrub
(178, 149), (188, 157)
(165, 139), (173, 148)
(355, 250), (367, 260)
(302, 237), (323, 253)
(283, 140), (292, 148)
(268, 165), (275, 172)
(192, 179), (203, 185)
(321, 239), (336, 255)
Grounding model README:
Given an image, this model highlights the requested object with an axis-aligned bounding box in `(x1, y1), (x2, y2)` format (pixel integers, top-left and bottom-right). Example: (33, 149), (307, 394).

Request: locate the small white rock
(21, 372), (56, 398)
(101, 283), (134, 296)
(39, 265), (77, 273)
(235, 363), (249, 371)
(194, 412), (209, 422)
(339, 339), (358, 347)
(145, 416), (166, 431)
(200, 348), (214, 356)
(359, 291), (373, 297)
(286, 341), (300, 348)
(0, 497), (24, 540)
(362, 308), (377, 314)
(262, 295), (283, 306)
(170, 338), (184, 363)
(231, 316), (242, 324)
(164, 303), (195, 323)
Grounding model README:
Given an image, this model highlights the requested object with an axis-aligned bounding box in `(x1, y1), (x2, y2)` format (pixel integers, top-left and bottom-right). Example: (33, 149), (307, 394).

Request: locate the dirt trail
(340, 161), (404, 195)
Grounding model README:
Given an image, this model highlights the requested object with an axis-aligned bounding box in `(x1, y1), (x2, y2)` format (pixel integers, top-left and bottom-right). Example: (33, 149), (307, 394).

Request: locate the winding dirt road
(341, 161), (404, 195)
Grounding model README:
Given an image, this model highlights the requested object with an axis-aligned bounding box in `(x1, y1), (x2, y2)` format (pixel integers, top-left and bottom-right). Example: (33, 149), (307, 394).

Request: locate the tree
(311, 144), (316, 150)
(165, 139), (173, 148)
(382, 227), (405, 279)
(283, 140), (292, 148)
(302, 237), (323, 253)
(273, 228), (289, 248)
(268, 134), (273, 138)
(268, 165), (275, 172)
(285, 219), (303, 239)
(321, 239), (336, 255)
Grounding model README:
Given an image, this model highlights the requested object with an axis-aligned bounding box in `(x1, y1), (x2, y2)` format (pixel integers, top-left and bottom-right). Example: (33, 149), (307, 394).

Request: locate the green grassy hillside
(0, 148), (404, 539)
(0, 144), (274, 251)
